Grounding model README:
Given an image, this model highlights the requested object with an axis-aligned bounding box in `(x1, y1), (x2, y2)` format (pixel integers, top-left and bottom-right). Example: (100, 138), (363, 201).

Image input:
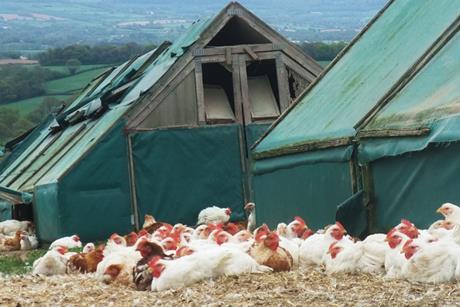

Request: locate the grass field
(0, 250), (47, 275)
(43, 64), (109, 75)
(0, 64), (112, 118)
(45, 66), (110, 95)
(0, 95), (71, 117)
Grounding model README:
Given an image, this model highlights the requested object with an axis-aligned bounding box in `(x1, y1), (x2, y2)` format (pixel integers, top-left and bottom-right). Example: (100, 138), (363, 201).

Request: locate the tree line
(0, 66), (67, 104)
(37, 43), (156, 66)
(300, 41), (347, 61)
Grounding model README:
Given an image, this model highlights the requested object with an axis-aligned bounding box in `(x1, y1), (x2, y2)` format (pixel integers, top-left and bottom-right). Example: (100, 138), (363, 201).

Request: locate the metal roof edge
(253, 137), (353, 160)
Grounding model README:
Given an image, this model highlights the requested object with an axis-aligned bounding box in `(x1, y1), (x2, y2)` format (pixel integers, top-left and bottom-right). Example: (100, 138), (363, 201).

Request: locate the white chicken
(401, 238), (460, 283)
(192, 224), (212, 240)
(420, 220), (453, 241)
(435, 204), (460, 244)
(20, 232), (39, 250)
(357, 233), (387, 274)
(0, 220), (33, 235)
(324, 240), (362, 274)
(149, 245), (270, 291)
(83, 243), (96, 253)
(196, 206), (231, 225)
(437, 202), (460, 224)
(49, 235), (82, 249)
(286, 216), (312, 240)
(384, 229), (410, 279)
(299, 222), (350, 267)
(32, 246), (68, 276)
(149, 251), (232, 291)
(234, 230), (253, 243)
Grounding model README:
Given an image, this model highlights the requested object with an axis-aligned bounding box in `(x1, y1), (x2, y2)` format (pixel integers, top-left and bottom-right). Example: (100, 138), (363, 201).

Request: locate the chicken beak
(383, 237), (388, 242)
(436, 207), (443, 214)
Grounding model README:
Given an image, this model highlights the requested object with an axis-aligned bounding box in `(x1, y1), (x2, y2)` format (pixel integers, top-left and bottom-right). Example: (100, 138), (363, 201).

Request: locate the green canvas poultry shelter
(252, 0), (460, 236)
(0, 2), (322, 242)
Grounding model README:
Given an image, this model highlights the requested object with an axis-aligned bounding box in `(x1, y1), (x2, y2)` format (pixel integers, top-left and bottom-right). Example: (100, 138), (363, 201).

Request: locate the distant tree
(0, 65), (47, 104)
(300, 41), (347, 61)
(38, 43), (157, 66)
(66, 58), (81, 75)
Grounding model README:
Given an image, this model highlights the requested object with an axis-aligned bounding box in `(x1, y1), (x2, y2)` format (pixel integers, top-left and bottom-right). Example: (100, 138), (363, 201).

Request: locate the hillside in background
(0, 0), (387, 56)
(0, 64), (112, 145)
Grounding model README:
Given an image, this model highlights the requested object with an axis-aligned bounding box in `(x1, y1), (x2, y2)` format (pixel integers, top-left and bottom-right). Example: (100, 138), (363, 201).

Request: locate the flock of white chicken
(3, 202), (460, 291)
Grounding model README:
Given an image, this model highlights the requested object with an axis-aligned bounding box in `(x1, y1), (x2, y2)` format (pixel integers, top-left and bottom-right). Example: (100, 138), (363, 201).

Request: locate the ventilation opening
(207, 16), (271, 47)
(202, 63), (235, 124)
(12, 203), (34, 222)
(246, 59), (280, 121)
(287, 67), (309, 101)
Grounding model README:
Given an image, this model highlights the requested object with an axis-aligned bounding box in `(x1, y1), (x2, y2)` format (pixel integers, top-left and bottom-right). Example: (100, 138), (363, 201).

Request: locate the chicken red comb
(127, 231), (137, 237)
(255, 230), (268, 242)
(147, 256), (162, 268)
(294, 216), (306, 225)
(386, 227), (397, 237)
(224, 222), (239, 235)
(402, 239), (413, 250)
(56, 246), (68, 255)
(265, 231), (280, 241)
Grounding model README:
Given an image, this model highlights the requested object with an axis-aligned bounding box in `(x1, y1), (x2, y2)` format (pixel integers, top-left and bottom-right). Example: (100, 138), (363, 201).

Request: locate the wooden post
(238, 56), (251, 124)
(127, 134), (140, 230)
(276, 53), (290, 111)
(232, 54), (243, 124)
(194, 60), (206, 124)
(225, 47), (232, 66)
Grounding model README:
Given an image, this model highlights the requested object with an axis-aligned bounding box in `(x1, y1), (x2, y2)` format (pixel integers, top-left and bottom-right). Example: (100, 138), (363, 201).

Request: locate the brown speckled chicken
(142, 214), (172, 235)
(67, 245), (105, 273)
(249, 231), (293, 272)
(0, 230), (24, 251)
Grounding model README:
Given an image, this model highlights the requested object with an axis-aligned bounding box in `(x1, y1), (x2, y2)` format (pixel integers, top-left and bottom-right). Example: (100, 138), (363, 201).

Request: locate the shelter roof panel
(254, 0), (460, 156)
(363, 30), (460, 131)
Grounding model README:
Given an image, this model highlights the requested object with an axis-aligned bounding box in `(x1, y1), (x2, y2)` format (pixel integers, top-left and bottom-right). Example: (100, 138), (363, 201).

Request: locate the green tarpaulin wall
(370, 141), (460, 232)
(0, 200), (12, 221)
(132, 125), (246, 226)
(33, 121), (133, 242)
(252, 147), (355, 230)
